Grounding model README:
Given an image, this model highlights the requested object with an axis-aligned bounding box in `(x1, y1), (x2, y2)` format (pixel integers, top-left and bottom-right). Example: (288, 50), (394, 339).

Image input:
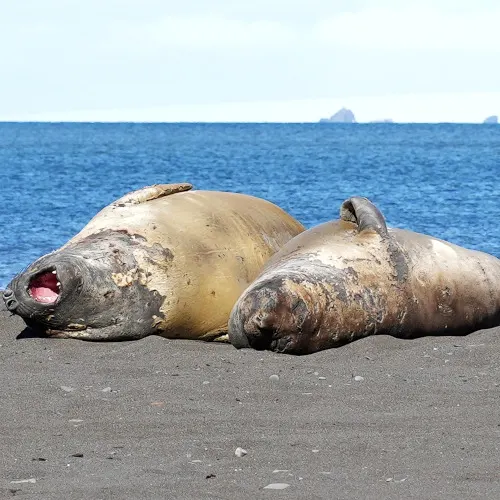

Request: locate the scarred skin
(3, 183), (305, 341)
(228, 196), (500, 355)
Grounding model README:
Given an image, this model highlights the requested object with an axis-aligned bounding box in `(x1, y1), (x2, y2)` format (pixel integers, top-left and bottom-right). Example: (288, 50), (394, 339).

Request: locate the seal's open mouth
(28, 270), (60, 304)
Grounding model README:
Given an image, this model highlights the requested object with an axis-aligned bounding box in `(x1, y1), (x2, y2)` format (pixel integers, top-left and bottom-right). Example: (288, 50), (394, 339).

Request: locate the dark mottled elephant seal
(3, 183), (305, 340)
(229, 196), (500, 355)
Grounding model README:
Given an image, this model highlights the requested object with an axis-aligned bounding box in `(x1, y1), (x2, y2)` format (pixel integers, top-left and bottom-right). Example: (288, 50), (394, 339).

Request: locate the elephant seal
(3, 183), (305, 341)
(228, 196), (500, 355)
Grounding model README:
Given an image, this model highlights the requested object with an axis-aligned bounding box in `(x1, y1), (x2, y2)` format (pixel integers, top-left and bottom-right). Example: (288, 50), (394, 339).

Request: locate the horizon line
(0, 120), (497, 125)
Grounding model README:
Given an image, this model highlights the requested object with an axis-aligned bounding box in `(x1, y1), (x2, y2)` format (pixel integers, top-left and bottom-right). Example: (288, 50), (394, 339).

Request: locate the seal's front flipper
(112, 183), (193, 207)
(199, 327), (229, 342)
(213, 334), (229, 343)
(340, 196), (388, 237)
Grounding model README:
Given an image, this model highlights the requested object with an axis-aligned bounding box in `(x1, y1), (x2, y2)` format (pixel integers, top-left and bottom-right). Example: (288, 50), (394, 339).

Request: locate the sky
(1, 0), (499, 122)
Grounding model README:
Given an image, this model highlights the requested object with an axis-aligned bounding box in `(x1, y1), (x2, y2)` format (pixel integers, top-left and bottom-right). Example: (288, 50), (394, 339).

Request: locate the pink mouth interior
(29, 271), (60, 304)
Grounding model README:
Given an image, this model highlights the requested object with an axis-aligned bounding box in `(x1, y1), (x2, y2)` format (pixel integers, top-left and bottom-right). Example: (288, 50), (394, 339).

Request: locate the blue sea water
(0, 122), (498, 289)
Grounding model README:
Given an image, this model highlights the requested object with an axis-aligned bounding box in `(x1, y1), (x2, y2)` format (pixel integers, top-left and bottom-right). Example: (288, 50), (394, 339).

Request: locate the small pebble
(202, 381), (210, 385)
(60, 386), (75, 392)
(354, 376), (364, 382)
(101, 387), (112, 393)
(264, 483), (290, 490)
(269, 374), (280, 382)
(235, 447), (247, 457)
(313, 371), (319, 376)
(318, 376), (326, 380)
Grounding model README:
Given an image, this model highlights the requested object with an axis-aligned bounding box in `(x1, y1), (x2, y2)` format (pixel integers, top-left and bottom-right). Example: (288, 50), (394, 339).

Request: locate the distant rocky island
(319, 108), (356, 123)
(319, 108), (497, 124)
(483, 115), (498, 124)
(319, 108), (393, 124)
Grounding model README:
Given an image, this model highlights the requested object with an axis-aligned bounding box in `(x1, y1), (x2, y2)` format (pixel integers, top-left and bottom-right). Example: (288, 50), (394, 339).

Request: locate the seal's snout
(3, 288), (18, 312)
(230, 299), (290, 352)
(247, 310), (282, 350)
(229, 278), (314, 353)
(229, 281), (293, 351)
(229, 286), (278, 350)
(4, 259), (80, 329)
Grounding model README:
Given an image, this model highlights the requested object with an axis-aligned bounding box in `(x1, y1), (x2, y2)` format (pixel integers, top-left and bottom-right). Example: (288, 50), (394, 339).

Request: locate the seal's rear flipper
(112, 183), (193, 207)
(340, 196), (388, 236)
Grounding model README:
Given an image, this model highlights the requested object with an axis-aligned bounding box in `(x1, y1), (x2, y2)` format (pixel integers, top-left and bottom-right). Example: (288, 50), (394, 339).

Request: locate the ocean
(0, 122), (498, 289)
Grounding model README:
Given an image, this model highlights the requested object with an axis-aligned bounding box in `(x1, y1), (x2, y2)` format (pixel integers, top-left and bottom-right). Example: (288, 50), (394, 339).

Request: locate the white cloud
(1, 1), (499, 118)
(312, 6), (500, 50)
(102, 4), (500, 53)
(106, 17), (297, 52)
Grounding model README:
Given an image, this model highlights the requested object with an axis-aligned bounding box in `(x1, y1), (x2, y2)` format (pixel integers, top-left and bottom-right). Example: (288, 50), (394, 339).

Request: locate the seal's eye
(28, 270), (60, 304)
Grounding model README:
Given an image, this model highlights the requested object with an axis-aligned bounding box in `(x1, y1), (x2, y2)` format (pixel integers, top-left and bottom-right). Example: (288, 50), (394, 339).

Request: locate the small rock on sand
(264, 483), (290, 490)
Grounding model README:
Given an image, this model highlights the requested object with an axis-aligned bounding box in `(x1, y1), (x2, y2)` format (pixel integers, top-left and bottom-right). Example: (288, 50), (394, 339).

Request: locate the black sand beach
(1, 299), (500, 499)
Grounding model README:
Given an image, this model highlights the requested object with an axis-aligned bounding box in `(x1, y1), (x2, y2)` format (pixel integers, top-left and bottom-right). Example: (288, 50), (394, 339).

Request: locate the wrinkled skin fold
(228, 196), (500, 355)
(4, 183), (305, 341)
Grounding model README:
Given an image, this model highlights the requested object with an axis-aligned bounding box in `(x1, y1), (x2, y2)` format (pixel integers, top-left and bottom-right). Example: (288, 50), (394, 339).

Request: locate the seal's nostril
(5, 297), (18, 311)
(253, 313), (275, 331)
(3, 289), (18, 311)
(251, 320), (277, 350)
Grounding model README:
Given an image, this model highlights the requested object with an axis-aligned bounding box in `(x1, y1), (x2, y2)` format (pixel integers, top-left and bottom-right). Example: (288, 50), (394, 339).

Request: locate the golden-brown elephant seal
(3, 183), (305, 341)
(228, 196), (500, 355)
